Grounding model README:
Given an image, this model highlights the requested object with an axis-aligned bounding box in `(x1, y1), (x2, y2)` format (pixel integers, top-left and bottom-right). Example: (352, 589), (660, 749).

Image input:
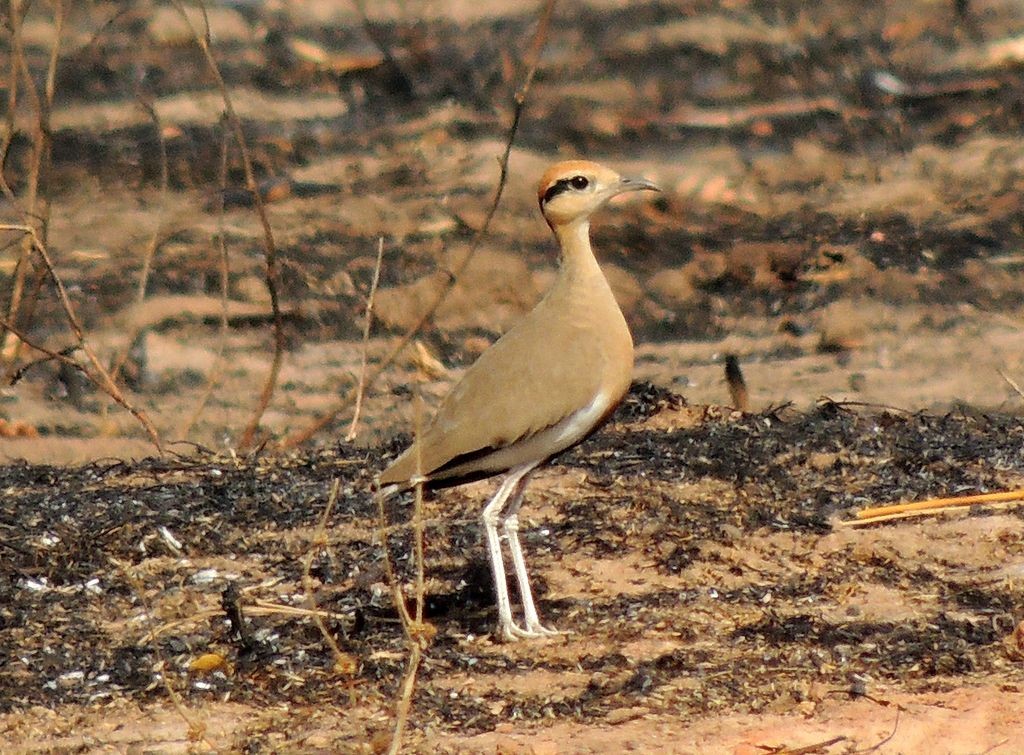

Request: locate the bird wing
(378, 306), (629, 485)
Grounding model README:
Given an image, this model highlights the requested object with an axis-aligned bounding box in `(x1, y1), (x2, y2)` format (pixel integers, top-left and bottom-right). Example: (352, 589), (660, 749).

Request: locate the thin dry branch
(302, 479), (360, 685)
(836, 488), (1024, 527)
(387, 643), (423, 755)
(765, 735), (847, 755)
(998, 367), (1024, 402)
(851, 699), (903, 754)
(374, 490), (414, 629)
(2, 0), (64, 367)
(281, 0), (558, 448)
(104, 93), (172, 410)
(381, 394), (433, 755)
(134, 95), (171, 303)
(346, 237), (386, 441)
(170, 0), (286, 452)
(412, 424), (426, 626)
(856, 488), (1024, 519)
(140, 599), (353, 644)
(0, 1), (21, 201)
(0, 224), (162, 448)
(0, 316), (82, 383)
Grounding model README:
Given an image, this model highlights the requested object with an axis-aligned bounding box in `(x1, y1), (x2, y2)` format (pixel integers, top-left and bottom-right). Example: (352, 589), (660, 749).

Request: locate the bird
(377, 160), (659, 641)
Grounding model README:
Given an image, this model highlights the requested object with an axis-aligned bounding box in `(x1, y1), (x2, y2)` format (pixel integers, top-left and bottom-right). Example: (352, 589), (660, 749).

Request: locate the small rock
(606, 706), (648, 724)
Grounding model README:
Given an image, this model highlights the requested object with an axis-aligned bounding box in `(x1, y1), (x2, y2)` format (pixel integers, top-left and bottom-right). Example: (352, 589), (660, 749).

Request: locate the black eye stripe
(541, 175), (591, 205)
(541, 178), (573, 204)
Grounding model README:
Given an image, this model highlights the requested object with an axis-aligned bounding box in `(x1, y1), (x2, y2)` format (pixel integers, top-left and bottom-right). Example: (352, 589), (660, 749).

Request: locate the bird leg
(503, 511), (562, 637)
(481, 474), (519, 639)
(481, 462), (551, 641)
(500, 470), (562, 637)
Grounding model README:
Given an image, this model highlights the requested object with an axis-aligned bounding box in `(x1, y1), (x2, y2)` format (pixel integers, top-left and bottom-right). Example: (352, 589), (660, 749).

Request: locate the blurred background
(2, 0), (1024, 460)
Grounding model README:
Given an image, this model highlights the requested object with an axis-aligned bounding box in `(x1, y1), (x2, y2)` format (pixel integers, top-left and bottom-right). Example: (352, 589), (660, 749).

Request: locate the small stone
(606, 706), (648, 724)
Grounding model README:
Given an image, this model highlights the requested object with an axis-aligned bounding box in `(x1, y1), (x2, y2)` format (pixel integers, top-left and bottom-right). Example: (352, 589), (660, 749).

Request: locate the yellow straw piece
(854, 488), (1024, 520)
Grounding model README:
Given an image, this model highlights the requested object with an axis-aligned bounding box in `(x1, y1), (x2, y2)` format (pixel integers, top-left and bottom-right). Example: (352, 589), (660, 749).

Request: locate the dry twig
(170, 0), (286, 452)
(0, 0), (22, 201)
(133, 95), (171, 304)
(1, 316), (82, 384)
(762, 735), (847, 754)
(998, 367), (1024, 402)
(346, 237), (386, 441)
(378, 395), (434, 755)
(112, 557), (214, 750)
(102, 92), (173, 423)
(0, 224), (162, 448)
(842, 488), (1024, 527)
(2, 0), (64, 367)
(301, 479), (359, 687)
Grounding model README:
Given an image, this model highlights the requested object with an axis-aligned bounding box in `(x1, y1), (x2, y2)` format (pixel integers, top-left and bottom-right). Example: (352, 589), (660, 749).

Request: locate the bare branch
(170, 0), (286, 452)
(346, 237), (386, 442)
(2, 0), (65, 367)
(0, 224), (162, 449)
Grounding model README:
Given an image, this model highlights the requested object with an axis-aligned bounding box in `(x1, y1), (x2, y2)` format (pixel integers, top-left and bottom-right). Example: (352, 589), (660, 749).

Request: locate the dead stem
(281, 0), (559, 449)
(2, 0), (63, 367)
(346, 237), (386, 442)
(387, 643), (423, 755)
(383, 393), (432, 754)
(856, 488), (1024, 519)
(0, 314), (82, 382)
(0, 224), (162, 449)
(374, 488), (413, 629)
(412, 404), (426, 626)
(133, 95), (170, 303)
(170, 0), (286, 452)
(771, 735), (847, 755)
(998, 367), (1024, 402)
(302, 479), (359, 687)
(0, 0), (21, 201)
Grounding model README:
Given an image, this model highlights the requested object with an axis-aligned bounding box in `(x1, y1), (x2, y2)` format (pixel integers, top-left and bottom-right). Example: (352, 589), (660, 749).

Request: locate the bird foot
(497, 620), (568, 642)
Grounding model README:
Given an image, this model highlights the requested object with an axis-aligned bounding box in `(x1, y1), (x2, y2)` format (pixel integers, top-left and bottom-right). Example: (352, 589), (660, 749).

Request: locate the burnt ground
(2, 389), (1024, 752)
(2, 0), (1024, 751)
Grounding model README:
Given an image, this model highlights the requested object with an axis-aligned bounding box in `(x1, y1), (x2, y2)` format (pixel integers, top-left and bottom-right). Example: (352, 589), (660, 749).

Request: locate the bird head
(537, 160), (659, 227)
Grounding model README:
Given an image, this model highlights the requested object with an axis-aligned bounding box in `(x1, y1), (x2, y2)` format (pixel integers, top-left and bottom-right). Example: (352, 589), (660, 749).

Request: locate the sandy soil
(2, 0), (1024, 752)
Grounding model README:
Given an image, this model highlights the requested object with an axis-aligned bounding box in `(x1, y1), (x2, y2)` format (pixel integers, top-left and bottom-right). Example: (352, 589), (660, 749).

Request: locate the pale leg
(481, 462), (544, 641)
(481, 473), (522, 640)
(503, 511), (561, 636)
(500, 466), (562, 638)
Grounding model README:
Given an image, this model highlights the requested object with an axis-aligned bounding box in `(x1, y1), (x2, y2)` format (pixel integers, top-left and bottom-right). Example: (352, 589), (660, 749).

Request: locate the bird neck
(552, 218), (603, 282)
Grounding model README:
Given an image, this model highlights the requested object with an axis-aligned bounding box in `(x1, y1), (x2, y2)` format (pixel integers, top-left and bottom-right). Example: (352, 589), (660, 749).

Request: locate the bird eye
(570, 175), (589, 190)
